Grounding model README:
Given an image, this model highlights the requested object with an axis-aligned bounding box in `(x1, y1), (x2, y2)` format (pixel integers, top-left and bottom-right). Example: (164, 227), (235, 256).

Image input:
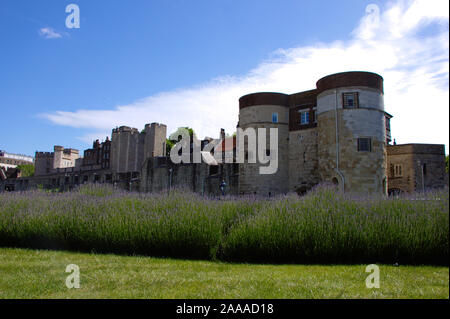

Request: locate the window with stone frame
(343, 92), (359, 108)
(357, 137), (371, 152)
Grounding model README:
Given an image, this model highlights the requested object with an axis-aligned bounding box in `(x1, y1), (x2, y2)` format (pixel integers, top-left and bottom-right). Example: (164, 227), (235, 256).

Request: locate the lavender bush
(0, 184), (448, 264)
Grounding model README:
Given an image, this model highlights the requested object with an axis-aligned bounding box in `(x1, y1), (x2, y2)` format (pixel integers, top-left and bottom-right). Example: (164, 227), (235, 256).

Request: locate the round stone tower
(316, 71), (388, 194)
(237, 92), (290, 195)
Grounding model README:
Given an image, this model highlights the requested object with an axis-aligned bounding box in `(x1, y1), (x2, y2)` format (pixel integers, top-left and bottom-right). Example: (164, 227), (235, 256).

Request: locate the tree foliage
(17, 164), (34, 177)
(168, 127), (196, 141)
(166, 127), (196, 155)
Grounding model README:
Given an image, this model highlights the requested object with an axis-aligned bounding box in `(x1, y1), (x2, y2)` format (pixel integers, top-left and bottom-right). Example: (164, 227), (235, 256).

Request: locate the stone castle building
(35, 146), (80, 176)
(111, 123), (167, 173)
(238, 71), (391, 195)
(1, 71), (447, 195)
(387, 144), (446, 194)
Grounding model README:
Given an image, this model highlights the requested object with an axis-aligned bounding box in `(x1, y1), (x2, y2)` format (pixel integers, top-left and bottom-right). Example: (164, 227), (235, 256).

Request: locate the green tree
(225, 131), (236, 138)
(169, 127), (196, 141)
(17, 164), (34, 177)
(166, 139), (175, 155)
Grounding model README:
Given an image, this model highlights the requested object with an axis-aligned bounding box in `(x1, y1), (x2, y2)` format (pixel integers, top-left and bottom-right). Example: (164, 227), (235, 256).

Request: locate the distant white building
(0, 150), (34, 170)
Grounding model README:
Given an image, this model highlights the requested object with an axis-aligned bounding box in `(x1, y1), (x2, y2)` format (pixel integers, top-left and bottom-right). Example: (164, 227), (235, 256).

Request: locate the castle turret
(237, 93), (290, 195)
(34, 151), (54, 176)
(144, 123), (167, 158)
(111, 123), (167, 174)
(53, 146), (79, 169)
(111, 126), (141, 173)
(316, 71), (388, 194)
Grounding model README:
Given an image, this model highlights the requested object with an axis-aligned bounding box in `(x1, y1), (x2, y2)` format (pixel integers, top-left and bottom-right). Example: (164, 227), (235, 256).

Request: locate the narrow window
(357, 137), (371, 152)
(343, 92), (359, 108)
(272, 113), (278, 123)
(394, 164), (403, 177)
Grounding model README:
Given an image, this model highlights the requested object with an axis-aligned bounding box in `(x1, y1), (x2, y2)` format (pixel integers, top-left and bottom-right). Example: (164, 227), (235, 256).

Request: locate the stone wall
(288, 127), (319, 193)
(53, 146), (79, 169)
(144, 123), (167, 158)
(140, 157), (238, 196)
(317, 109), (387, 195)
(1, 168), (114, 192)
(111, 124), (167, 174)
(387, 144), (446, 193)
(34, 152), (54, 176)
(111, 126), (143, 173)
(238, 101), (290, 195)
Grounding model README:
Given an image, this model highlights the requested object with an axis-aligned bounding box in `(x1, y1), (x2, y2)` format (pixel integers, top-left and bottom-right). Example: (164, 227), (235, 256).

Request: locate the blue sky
(0, 0), (448, 156)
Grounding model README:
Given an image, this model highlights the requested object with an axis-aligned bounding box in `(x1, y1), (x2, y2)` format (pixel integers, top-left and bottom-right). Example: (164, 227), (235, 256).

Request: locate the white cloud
(39, 27), (63, 39)
(41, 0), (449, 152)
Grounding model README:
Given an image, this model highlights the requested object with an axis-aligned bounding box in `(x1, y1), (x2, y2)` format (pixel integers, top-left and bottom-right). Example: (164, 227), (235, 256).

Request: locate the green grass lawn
(0, 248), (448, 299)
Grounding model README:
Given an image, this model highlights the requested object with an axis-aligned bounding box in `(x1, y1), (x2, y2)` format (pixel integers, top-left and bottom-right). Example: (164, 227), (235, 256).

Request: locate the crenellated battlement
(35, 152), (54, 157)
(112, 126), (139, 134)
